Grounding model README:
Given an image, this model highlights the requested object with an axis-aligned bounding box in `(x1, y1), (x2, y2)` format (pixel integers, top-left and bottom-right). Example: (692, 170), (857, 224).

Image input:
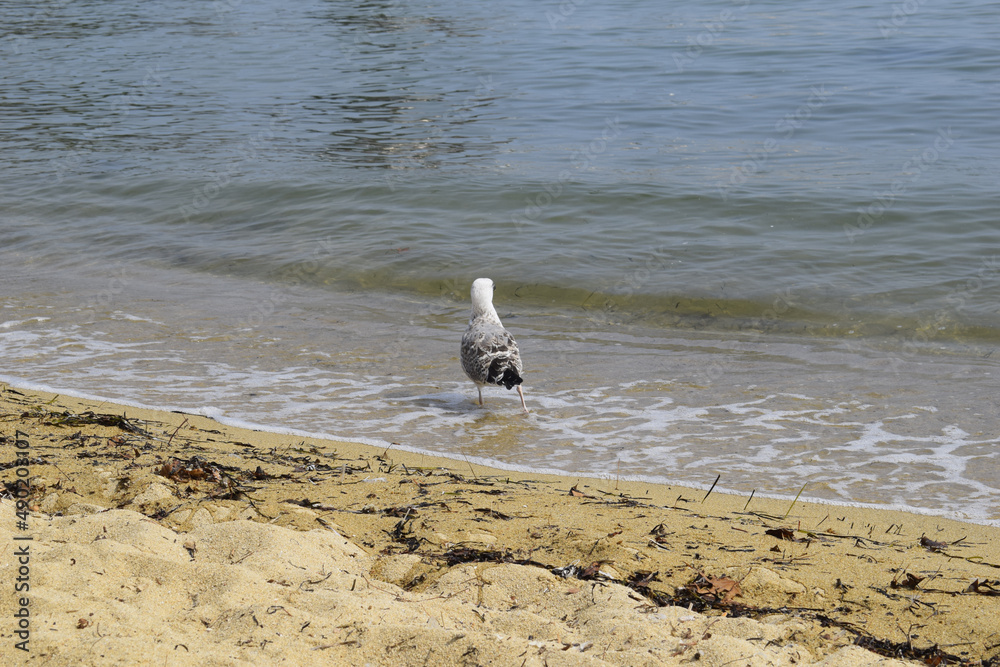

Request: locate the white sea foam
(2, 369), (997, 526)
(0, 317), (51, 329)
(111, 312), (164, 325)
(2, 289), (998, 526)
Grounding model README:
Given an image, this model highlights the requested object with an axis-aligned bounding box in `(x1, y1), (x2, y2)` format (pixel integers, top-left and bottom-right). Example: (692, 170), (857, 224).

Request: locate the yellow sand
(1, 386), (998, 666)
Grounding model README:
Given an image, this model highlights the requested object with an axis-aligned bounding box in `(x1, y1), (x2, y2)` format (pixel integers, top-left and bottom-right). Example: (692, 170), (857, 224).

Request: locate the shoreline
(2, 385), (998, 665)
(2, 377), (992, 529)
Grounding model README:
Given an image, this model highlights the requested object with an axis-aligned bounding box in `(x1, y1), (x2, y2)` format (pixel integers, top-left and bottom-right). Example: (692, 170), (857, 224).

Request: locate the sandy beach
(1, 385), (998, 666)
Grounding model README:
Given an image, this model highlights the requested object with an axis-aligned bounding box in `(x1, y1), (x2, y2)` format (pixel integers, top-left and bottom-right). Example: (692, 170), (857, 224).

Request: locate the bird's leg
(477, 386), (484, 406)
(516, 385), (527, 412)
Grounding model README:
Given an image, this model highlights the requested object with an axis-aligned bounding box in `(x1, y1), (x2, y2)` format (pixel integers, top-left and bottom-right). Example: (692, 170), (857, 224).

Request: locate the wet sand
(1, 385), (998, 666)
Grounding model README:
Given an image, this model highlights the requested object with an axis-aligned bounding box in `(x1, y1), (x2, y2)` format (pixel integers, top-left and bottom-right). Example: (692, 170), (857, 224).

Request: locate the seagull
(460, 278), (527, 412)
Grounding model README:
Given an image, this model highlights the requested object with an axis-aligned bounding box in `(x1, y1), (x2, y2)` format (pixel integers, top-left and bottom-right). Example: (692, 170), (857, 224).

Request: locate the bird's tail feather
(494, 367), (523, 390)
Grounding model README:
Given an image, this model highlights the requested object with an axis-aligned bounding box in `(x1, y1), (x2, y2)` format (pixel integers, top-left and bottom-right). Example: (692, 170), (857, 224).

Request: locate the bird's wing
(462, 322), (523, 386)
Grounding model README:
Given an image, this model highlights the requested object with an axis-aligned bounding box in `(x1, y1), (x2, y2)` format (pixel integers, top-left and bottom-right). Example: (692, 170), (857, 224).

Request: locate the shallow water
(3, 262), (998, 522)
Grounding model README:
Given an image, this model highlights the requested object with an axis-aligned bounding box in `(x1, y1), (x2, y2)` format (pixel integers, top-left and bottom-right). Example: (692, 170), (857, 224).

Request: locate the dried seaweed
(765, 527), (800, 541)
(472, 507), (513, 520)
(966, 579), (1000, 596)
(31, 410), (146, 433)
(439, 547), (547, 569)
(383, 509), (424, 553)
(890, 571), (925, 590)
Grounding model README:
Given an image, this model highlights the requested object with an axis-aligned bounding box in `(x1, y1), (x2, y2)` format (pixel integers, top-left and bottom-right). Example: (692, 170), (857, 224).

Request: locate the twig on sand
(742, 489), (756, 511)
(167, 418), (189, 447)
(701, 474), (721, 503)
(783, 483), (807, 520)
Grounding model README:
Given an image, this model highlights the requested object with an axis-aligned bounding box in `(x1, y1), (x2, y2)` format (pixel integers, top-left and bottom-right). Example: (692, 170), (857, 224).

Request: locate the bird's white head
(469, 278), (500, 322)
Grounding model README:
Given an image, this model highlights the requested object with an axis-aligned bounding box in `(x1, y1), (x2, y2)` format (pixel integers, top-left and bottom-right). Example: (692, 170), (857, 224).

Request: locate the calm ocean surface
(2, 0), (998, 522)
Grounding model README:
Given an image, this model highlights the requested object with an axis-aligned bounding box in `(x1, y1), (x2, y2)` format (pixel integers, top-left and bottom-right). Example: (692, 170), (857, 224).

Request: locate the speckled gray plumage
(460, 278), (526, 410)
